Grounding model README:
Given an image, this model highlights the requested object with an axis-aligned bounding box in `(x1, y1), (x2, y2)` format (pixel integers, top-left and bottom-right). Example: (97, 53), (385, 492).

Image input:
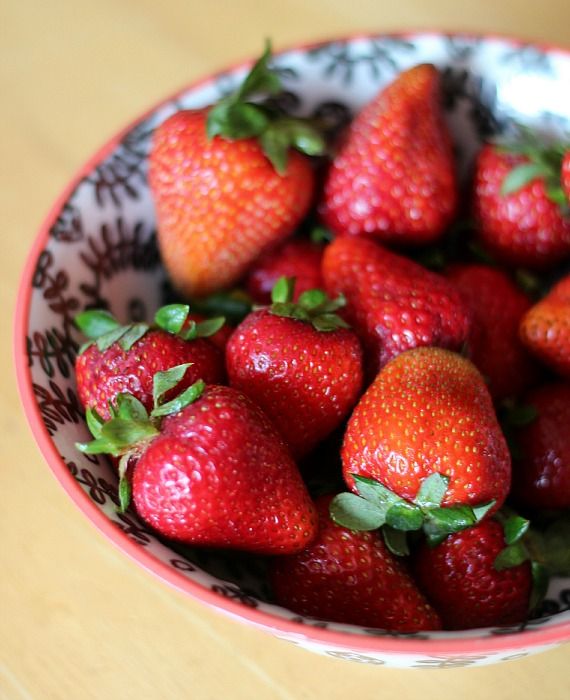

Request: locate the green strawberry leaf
(382, 526), (410, 557)
(494, 541), (530, 571)
(385, 502), (424, 531)
(75, 437), (119, 456)
(194, 317), (226, 338)
(155, 304), (190, 335)
(118, 476), (131, 514)
(310, 225), (333, 243)
(501, 162), (552, 196)
(503, 515), (530, 546)
(85, 407), (105, 440)
(260, 124), (291, 174)
(311, 313), (350, 332)
(189, 290), (252, 325)
(352, 474), (403, 513)
(114, 393), (149, 422)
(423, 505), (477, 542)
(153, 363), (191, 408)
(271, 276), (295, 304)
(472, 500), (496, 522)
(235, 40), (280, 101)
(539, 515), (570, 576)
(287, 121), (327, 157)
(329, 492), (387, 531)
(208, 102), (270, 141)
(75, 309), (120, 339)
(118, 323), (149, 351)
(297, 289), (328, 310)
(96, 326), (130, 352)
(101, 418), (159, 450)
(414, 473), (449, 509)
(151, 379), (206, 418)
(529, 561), (549, 614)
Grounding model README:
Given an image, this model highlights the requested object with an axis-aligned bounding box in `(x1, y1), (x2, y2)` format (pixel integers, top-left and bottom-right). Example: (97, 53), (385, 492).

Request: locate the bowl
(15, 31), (570, 668)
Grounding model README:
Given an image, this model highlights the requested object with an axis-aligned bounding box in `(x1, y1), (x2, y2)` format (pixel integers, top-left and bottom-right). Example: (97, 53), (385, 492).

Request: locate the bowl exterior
(15, 31), (570, 667)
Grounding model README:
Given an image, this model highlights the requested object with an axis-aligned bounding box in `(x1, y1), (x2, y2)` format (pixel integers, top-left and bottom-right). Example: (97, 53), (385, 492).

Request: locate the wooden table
(3, 1), (570, 697)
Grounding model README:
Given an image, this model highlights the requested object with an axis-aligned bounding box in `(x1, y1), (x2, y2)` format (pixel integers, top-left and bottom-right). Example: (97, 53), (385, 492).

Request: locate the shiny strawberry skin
(270, 495), (441, 631)
(245, 239), (324, 305)
(512, 383), (570, 510)
(75, 329), (224, 419)
(132, 385), (318, 554)
(320, 64), (457, 245)
(148, 109), (315, 297)
(226, 309), (363, 459)
(322, 236), (471, 375)
(446, 264), (537, 400)
(342, 347), (511, 512)
(413, 520), (532, 630)
(520, 274), (570, 378)
(473, 145), (570, 268)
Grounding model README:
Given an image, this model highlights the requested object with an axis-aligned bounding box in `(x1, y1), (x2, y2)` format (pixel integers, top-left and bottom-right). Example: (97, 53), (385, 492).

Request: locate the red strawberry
(322, 236), (471, 376)
(320, 64), (457, 245)
(226, 278), (363, 459)
(446, 263), (537, 400)
(78, 379), (318, 554)
(413, 519), (532, 630)
(342, 348), (511, 516)
(270, 495), (441, 631)
(148, 46), (325, 298)
(519, 274), (570, 378)
(511, 383), (570, 510)
(74, 305), (225, 420)
(472, 143), (570, 268)
(245, 238), (324, 305)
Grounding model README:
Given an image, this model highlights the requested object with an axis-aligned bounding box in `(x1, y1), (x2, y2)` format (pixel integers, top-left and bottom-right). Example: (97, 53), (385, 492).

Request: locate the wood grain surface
(2, 1), (570, 698)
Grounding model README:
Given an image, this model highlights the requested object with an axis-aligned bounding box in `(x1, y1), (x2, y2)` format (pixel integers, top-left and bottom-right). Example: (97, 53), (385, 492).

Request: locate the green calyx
(496, 128), (570, 212)
(268, 276), (349, 332)
(74, 304), (225, 355)
(206, 41), (326, 174)
(493, 510), (570, 614)
(329, 473), (496, 555)
(75, 364), (206, 512)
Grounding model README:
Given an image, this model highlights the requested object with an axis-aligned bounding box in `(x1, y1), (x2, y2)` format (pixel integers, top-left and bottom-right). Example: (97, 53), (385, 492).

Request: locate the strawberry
(74, 305), (225, 420)
(270, 495), (441, 631)
(413, 519), (532, 630)
(446, 263), (537, 400)
(320, 64), (457, 245)
(472, 141), (570, 269)
(322, 236), (471, 376)
(148, 44), (325, 298)
(519, 274), (570, 378)
(511, 383), (570, 511)
(245, 238), (324, 305)
(185, 312), (233, 351)
(340, 348), (510, 525)
(77, 375), (317, 553)
(226, 278), (363, 459)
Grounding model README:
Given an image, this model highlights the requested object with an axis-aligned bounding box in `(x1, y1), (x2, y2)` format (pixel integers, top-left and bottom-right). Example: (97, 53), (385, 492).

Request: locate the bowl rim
(14, 29), (570, 658)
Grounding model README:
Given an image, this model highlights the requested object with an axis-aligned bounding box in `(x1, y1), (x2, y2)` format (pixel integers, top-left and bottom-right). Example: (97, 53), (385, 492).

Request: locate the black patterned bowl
(15, 32), (570, 668)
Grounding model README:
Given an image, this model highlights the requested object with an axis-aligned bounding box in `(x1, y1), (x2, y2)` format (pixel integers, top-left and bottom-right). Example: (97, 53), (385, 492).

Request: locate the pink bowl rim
(14, 29), (570, 658)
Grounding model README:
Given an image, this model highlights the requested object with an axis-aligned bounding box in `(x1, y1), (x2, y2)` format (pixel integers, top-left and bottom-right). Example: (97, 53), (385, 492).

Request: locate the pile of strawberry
(74, 46), (570, 633)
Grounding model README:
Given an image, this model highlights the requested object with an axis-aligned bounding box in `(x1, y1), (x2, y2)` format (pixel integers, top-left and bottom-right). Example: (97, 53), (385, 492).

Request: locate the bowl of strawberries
(15, 32), (570, 668)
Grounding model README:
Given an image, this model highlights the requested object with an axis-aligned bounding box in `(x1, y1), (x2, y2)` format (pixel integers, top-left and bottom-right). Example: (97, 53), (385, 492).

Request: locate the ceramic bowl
(15, 31), (570, 668)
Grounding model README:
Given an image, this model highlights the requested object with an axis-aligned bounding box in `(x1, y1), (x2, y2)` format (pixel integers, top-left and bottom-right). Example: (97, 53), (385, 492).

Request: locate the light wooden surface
(3, 1), (570, 698)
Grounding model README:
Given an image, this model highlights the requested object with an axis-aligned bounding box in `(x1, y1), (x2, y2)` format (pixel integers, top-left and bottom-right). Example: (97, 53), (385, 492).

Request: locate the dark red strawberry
(245, 238), (324, 305)
(148, 45), (325, 298)
(562, 151), (570, 202)
(472, 142), (570, 269)
(320, 64), (457, 245)
(74, 305), (225, 419)
(413, 519), (532, 630)
(511, 383), (570, 511)
(77, 377), (317, 554)
(520, 274), (570, 378)
(342, 348), (510, 516)
(226, 278), (363, 459)
(446, 263), (537, 400)
(322, 236), (471, 376)
(270, 495), (441, 631)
